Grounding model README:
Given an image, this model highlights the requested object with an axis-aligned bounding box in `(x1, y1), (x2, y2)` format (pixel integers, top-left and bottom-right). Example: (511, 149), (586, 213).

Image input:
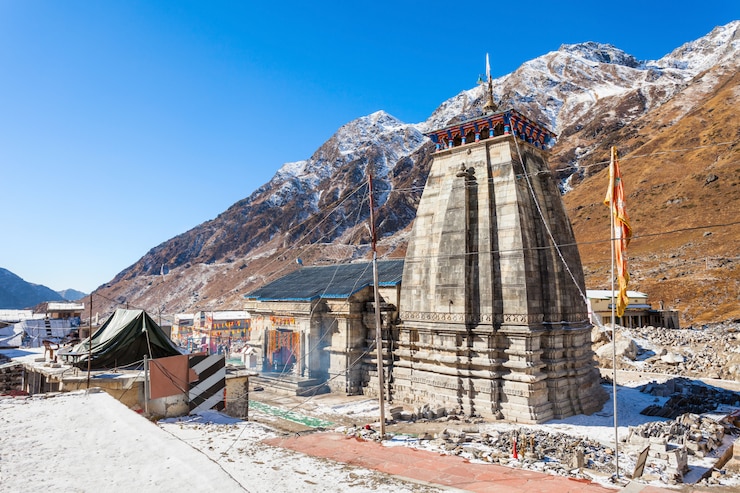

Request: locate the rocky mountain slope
(93, 21), (740, 326)
(57, 289), (87, 302)
(0, 268), (65, 309)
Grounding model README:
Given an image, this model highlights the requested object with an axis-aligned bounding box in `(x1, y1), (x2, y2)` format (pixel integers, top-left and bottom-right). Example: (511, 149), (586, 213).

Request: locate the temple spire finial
(481, 53), (497, 114)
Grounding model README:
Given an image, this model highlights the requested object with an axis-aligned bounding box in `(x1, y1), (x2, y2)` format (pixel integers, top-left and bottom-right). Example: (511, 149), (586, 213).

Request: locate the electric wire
(157, 423), (252, 492)
(221, 139), (740, 419)
(186, 139), (738, 408)
(90, 137), (740, 436)
(511, 127), (590, 307)
(232, 180), (369, 291)
(260, 186), (373, 382)
(386, 141), (739, 192)
(146, 187), (381, 458)
(89, 138), (739, 326)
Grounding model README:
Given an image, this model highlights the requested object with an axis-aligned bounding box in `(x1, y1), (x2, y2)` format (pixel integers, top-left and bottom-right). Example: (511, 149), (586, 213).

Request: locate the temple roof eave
(426, 108), (554, 135)
(425, 107), (557, 151)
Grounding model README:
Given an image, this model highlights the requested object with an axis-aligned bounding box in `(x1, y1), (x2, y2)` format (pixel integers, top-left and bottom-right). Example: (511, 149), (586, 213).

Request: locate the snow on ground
(0, 389), (443, 493)
(0, 390), (247, 492)
(312, 397), (381, 418)
(3, 351), (739, 492)
(313, 378), (669, 445)
(306, 376), (740, 490)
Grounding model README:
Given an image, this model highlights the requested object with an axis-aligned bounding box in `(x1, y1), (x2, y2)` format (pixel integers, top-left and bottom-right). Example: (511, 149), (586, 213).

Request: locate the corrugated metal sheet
(246, 260), (404, 301)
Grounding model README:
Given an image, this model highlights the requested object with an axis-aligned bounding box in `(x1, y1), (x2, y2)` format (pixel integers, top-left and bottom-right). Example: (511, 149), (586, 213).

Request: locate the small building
(171, 313), (194, 346)
(39, 302), (85, 321)
(190, 310), (251, 356)
(1, 305), (82, 348)
(587, 290), (679, 329)
(244, 260), (403, 395)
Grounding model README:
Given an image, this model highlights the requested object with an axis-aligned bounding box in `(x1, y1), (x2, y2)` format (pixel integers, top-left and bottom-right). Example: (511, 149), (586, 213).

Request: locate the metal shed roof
(246, 259), (404, 302)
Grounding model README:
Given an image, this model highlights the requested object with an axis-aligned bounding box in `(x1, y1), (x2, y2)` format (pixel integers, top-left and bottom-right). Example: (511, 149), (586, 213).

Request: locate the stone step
(251, 373), (329, 397)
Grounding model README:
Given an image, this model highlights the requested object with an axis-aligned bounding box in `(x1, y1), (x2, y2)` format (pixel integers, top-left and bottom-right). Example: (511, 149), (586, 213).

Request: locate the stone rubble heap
(626, 429), (688, 484)
(640, 378), (740, 418)
(347, 422), (617, 480)
(593, 322), (740, 380)
(626, 411), (737, 484)
(343, 380), (740, 487)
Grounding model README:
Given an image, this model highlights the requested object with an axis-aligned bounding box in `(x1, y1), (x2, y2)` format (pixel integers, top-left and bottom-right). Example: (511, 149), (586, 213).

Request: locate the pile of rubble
(339, 377), (740, 487)
(348, 409), (739, 486)
(640, 378), (740, 418)
(625, 412), (735, 483)
(630, 413), (730, 460)
(593, 322), (740, 380)
(344, 422), (617, 480)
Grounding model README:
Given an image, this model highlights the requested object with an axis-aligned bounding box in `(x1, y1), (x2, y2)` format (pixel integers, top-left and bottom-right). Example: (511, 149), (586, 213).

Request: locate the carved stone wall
(395, 135), (607, 423)
(245, 293), (373, 394)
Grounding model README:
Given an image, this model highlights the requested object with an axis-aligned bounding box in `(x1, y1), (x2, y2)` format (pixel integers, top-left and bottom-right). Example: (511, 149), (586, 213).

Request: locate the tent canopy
(71, 308), (182, 369)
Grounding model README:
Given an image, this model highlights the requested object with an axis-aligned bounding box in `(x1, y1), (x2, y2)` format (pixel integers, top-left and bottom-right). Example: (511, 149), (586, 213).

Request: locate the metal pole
(369, 174), (386, 438)
(609, 146), (620, 479)
(87, 293), (93, 389)
(143, 355), (150, 416)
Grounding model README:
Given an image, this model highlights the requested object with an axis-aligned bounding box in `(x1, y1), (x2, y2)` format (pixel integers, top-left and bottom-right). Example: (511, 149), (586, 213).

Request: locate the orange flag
(604, 147), (632, 317)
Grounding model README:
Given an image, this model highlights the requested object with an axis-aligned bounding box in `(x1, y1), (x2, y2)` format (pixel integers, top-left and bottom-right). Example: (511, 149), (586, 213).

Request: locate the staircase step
(251, 373), (329, 397)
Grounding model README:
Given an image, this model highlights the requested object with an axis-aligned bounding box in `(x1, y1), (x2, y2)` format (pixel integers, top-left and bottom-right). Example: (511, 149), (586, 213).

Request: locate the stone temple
(245, 79), (607, 423)
(393, 107), (607, 423)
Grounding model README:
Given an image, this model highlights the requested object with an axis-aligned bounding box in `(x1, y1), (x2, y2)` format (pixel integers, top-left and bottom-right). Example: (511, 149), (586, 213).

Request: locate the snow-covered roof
(0, 309), (35, 322)
(187, 311), (251, 323)
(211, 311), (250, 320)
(586, 289), (647, 300)
(47, 302), (85, 311)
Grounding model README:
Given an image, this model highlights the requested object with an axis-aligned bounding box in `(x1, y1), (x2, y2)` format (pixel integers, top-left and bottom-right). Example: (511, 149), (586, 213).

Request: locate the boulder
(661, 352), (685, 364)
(591, 326), (611, 345)
(596, 337), (638, 361)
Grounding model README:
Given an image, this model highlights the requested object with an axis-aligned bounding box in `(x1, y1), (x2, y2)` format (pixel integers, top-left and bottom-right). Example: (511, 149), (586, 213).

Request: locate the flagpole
(609, 146), (620, 479)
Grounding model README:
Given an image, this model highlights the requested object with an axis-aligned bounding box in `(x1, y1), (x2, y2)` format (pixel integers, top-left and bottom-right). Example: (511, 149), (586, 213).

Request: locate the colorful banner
(604, 146), (633, 317)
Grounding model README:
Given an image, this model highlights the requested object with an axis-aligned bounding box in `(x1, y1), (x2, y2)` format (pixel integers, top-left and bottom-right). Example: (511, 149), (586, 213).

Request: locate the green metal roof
(245, 259), (404, 301)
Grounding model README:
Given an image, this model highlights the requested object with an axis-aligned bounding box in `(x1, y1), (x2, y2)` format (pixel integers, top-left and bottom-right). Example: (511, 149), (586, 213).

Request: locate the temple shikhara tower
(393, 59), (607, 423)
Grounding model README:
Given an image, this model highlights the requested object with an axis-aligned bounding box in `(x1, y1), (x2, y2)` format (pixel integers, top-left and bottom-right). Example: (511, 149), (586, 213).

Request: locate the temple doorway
(265, 328), (298, 373)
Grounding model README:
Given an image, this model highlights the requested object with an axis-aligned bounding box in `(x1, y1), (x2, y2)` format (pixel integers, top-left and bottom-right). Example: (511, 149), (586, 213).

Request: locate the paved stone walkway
(264, 432), (712, 493)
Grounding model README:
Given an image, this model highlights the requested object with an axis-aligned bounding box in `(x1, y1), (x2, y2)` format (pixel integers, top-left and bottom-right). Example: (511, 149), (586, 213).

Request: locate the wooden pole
(369, 174), (386, 438)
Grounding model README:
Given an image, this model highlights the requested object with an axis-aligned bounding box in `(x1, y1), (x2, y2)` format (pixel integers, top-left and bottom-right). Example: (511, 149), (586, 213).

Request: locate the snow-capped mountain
(99, 21), (740, 325)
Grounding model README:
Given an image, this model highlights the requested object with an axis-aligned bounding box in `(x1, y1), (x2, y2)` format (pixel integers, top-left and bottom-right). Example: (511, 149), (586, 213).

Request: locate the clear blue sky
(1, 1), (738, 294)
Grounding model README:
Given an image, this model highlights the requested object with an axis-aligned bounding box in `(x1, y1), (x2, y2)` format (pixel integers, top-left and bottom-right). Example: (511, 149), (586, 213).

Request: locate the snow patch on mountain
(558, 42), (641, 68)
(653, 20), (740, 73)
(263, 110), (428, 214)
(275, 160), (309, 180)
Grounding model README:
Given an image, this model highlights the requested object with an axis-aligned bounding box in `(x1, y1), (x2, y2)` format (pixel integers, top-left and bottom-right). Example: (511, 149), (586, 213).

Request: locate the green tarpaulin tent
(71, 308), (182, 370)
